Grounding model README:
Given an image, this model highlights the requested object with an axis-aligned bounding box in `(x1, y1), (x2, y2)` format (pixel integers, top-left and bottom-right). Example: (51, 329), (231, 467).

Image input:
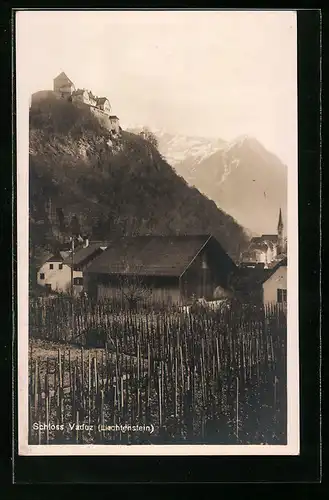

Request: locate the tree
(117, 262), (152, 309)
(69, 214), (81, 237)
(139, 127), (159, 150)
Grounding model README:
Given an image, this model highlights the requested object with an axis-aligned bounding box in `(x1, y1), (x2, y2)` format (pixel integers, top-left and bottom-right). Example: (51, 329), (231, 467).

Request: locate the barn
(84, 234), (237, 305)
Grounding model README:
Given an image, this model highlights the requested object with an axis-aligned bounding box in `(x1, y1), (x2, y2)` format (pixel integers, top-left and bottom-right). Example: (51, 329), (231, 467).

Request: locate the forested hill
(29, 98), (249, 263)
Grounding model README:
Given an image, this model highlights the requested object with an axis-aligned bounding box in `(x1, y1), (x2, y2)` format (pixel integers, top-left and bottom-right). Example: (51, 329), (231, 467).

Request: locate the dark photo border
(6, 7), (322, 485)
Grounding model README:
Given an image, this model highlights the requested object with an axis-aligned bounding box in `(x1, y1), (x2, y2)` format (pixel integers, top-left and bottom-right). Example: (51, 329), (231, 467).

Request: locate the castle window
(59, 264), (63, 270)
(49, 264), (54, 270)
(73, 277), (83, 286)
(39, 273), (45, 280)
(277, 288), (287, 303)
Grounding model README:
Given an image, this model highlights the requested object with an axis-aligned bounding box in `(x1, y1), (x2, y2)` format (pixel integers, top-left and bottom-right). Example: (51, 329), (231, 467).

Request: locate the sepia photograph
(16, 9), (299, 455)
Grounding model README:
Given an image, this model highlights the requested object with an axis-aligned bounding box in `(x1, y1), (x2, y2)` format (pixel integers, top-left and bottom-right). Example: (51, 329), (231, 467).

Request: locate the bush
(85, 325), (108, 348)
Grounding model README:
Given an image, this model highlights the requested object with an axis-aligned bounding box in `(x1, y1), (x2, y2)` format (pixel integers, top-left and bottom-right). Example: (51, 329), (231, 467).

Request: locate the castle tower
(277, 208), (284, 255)
(53, 72), (75, 98)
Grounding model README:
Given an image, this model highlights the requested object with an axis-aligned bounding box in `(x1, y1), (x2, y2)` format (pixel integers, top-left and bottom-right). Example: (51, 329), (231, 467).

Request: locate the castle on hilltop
(31, 72), (121, 135)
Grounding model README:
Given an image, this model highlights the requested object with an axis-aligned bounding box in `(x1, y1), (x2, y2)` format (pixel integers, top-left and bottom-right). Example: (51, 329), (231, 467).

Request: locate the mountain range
(129, 129), (288, 236)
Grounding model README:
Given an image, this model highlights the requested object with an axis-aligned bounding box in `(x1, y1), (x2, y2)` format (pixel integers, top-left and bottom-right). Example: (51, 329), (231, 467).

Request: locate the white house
(71, 89), (98, 107)
(262, 257), (287, 306)
(96, 97), (111, 115)
(109, 115), (120, 134)
(241, 209), (286, 268)
(37, 242), (107, 296)
(37, 254), (78, 294)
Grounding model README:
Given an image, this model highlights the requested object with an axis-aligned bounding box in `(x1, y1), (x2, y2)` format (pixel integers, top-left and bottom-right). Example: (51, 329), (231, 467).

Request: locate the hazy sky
(16, 10), (297, 168)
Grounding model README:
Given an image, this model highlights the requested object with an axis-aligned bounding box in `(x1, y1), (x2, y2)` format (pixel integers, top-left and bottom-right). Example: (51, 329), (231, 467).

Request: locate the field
(28, 297), (287, 445)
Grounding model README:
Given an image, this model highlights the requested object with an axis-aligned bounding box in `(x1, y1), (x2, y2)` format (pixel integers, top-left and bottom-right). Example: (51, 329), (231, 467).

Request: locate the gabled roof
(251, 234), (278, 244)
(72, 88), (86, 96)
(86, 234), (231, 277)
(54, 72), (74, 85)
(261, 257), (287, 283)
(96, 97), (109, 105)
(63, 242), (106, 267)
(110, 115), (119, 120)
(46, 253), (64, 263)
(37, 252), (63, 268)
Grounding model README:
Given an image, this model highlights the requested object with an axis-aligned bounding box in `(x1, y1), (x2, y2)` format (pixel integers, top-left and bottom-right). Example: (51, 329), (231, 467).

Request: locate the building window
(39, 273), (45, 280)
(277, 288), (287, 303)
(73, 277), (83, 286)
(59, 264), (63, 270)
(49, 263), (54, 270)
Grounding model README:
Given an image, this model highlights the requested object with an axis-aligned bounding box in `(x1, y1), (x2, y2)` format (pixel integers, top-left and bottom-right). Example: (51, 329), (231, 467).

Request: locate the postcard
(16, 9), (299, 456)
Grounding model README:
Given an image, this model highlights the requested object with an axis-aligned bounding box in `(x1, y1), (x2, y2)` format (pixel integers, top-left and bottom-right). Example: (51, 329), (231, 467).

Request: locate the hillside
(29, 98), (249, 268)
(151, 131), (287, 235)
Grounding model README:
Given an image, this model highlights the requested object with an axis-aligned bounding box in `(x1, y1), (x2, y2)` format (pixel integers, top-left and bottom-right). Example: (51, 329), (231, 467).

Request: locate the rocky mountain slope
(29, 99), (249, 269)
(146, 131), (288, 236)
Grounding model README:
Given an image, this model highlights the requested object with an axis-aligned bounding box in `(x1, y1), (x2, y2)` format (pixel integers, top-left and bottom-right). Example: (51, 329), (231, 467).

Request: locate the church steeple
(277, 208), (284, 255)
(278, 208), (283, 231)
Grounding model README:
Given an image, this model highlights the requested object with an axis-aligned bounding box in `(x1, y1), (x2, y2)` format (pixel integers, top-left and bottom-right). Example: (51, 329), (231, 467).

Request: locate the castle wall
(90, 107), (112, 129)
(31, 90), (59, 105)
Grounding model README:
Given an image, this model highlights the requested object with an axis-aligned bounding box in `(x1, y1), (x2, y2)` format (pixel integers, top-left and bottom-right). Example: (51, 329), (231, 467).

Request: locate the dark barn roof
(251, 234), (278, 245)
(63, 242), (106, 267)
(86, 235), (233, 278)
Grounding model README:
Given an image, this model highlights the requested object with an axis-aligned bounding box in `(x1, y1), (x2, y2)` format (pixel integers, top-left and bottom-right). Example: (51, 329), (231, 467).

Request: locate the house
(234, 257), (287, 306)
(96, 97), (111, 115)
(241, 209), (286, 268)
(109, 115), (120, 134)
(71, 89), (98, 107)
(88, 91), (98, 107)
(37, 242), (107, 295)
(53, 72), (76, 98)
(84, 234), (237, 305)
(37, 253), (69, 293)
(262, 257), (287, 306)
(71, 88), (90, 105)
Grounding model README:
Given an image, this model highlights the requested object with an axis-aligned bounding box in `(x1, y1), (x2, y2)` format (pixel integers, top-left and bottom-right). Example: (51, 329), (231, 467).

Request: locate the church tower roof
(277, 208), (283, 229)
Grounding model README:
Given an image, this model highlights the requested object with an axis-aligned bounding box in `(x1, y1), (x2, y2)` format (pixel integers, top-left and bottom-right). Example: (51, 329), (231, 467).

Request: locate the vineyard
(28, 297), (287, 445)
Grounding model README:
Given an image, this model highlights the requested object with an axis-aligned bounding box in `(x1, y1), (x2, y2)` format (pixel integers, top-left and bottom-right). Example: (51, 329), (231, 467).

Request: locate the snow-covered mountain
(127, 128), (287, 235)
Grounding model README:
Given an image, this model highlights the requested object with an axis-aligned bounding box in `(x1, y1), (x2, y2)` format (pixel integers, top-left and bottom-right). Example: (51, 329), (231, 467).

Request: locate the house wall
(99, 100), (111, 115)
(37, 262), (83, 295)
(181, 251), (215, 301)
(262, 266), (287, 305)
(56, 84), (75, 97)
(31, 90), (58, 105)
(72, 91), (90, 105)
(244, 244), (278, 266)
(86, 273), (181, 304)
(97, 283), (181, 304)
(180, 244), (234, 302)
(110, 118), (120, 134)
